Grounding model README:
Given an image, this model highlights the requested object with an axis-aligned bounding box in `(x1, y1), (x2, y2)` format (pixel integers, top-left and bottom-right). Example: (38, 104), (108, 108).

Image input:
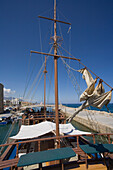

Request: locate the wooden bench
(17, 147), (76, 170)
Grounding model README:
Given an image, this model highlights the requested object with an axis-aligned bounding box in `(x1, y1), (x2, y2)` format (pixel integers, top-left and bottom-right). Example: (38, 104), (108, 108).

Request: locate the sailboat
(0, 0), (113, 169)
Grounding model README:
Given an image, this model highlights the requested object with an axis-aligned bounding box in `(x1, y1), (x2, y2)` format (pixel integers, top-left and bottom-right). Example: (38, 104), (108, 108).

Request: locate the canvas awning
(10, 121), (90, 140)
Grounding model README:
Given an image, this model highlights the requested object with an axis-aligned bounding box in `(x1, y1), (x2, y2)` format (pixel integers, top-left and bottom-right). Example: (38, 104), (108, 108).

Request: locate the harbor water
(63, 103), (113, 113)
(0, 121), (20, 145)
(0, 103), (113, 145)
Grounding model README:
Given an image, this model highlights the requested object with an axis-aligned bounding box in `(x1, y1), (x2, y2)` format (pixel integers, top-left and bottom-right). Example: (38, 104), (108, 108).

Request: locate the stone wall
(60, 105), (113, 137)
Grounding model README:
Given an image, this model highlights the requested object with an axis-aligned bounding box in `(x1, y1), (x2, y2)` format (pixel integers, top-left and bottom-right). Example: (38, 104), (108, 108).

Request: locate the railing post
(93, 134), (96, 144)
(56, 136), (60, 149)
(77, 136), (79, 148)
(16, 143), (19, 158)
(107, 134), (110, 144)
(39, 163), (42, 170)
(38, 141), (41, 151)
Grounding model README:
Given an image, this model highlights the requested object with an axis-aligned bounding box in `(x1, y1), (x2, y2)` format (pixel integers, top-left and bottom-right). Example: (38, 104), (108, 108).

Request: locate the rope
(60, 56), (78, 72)
(85, 108), (108, 143)
(59, 43), (113, 90)
(30, 71), (44, 102)
(57, 8), (70, 24)
(47, 72), (54, 104)
(25, 45), (53, 101)
(23, 53), (31, 98)
(38, 18), (44, 64)
(46, 55), (54, 104)
(38, 8), (53, 17)
(25, 59), (45, 100)
(58, 48), (82, 97)
(23, 53), (40, 99)
(57, 13), (63, 41)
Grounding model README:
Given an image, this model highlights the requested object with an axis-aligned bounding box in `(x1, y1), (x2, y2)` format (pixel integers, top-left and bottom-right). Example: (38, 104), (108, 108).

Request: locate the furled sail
(67, 68), (112, 122)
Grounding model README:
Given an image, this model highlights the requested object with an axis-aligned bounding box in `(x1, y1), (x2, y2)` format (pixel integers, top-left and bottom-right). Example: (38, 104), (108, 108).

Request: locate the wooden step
(72, 148), (86, 157)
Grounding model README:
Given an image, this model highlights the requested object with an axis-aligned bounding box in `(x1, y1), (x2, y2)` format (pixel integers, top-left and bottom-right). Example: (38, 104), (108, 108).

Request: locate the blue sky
(0, 0), (113, 103)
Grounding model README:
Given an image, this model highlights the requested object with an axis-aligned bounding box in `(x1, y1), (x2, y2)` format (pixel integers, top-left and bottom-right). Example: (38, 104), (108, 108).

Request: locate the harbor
(60, 105), (113, 134)
(0, 104), (113, 169)
(0, 0), (113, 169)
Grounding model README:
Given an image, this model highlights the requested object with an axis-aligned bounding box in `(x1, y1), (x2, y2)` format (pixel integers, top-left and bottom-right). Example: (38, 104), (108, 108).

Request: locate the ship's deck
(0, 133), (113, 169)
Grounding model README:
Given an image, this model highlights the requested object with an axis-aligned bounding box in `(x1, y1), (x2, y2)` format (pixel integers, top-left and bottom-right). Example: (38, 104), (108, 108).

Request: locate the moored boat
(0, 0), (113, 169)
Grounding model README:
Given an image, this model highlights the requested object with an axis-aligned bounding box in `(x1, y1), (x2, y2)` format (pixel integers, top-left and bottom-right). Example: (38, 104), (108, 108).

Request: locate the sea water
(0, 122), (19, 145)
(63, 103), (113, 113)
(0, 103), (113, 145)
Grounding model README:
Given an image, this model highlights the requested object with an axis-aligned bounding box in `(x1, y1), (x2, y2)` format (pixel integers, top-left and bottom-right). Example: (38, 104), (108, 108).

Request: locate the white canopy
(10, 121), (90, 140)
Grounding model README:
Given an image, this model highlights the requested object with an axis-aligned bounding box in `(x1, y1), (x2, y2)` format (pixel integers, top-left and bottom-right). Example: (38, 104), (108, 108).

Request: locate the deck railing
(0, 133), (113, 159)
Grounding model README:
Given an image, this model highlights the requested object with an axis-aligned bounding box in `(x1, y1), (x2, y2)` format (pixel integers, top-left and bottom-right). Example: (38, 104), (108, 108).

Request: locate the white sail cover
(78, 68), (112, 109)
(67, 68), (112, 122)
(10, 121), (90, 140)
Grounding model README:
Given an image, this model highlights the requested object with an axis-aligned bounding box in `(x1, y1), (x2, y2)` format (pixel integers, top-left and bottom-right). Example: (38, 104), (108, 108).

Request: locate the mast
(31, 1), (71, 149)
(43, 56), (47, 118)
(54, 0), (60, 148)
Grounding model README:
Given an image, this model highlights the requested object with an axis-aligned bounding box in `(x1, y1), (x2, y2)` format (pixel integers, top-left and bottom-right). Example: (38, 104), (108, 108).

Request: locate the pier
(60, 105), (113, 134)
(20, 104), (113, 134)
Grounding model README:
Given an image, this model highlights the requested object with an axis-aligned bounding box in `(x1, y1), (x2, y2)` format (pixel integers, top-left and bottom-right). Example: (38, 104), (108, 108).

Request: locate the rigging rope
(57, 8), (70, 24)
(23, 53), (31, 98)
(25, 45), (53, 101)
(58, 48), (82, 97)
(30, 71), (44, 103)
(58, 43), (113, 90)
(39, 18), (44, 64)
(23, 53), (38, 99)
(60, 54), (78, 72)
(85, 109), (108, 143)
(38, 8), (53, 18)
(47, 72), (54, 104)
(25, 59), (45, 100)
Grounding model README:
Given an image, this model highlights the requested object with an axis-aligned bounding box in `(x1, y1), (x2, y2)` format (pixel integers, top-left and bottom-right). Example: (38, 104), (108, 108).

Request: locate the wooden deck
(0, 133), (113, 169)
(68, 164), (107, 170)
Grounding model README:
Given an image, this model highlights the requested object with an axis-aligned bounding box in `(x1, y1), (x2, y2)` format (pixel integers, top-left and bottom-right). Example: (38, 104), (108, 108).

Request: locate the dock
(60, 105), (113, 134)
(20, 104), (113, 134)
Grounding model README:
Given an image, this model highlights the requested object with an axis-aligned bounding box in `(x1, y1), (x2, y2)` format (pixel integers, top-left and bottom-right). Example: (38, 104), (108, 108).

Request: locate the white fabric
(67, 129), (90, 135)
(78, 68), (94, 87)
(85, 91), (112, 109)
(79, 68), (112, 109)
(10, 121), (90, 139)
(67, 68), (112, 122)
(80, 81), (96, 102)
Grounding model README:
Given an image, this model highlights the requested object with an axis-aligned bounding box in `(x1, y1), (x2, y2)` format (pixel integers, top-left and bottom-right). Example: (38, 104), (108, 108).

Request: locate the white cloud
(4, 87), (16, 97)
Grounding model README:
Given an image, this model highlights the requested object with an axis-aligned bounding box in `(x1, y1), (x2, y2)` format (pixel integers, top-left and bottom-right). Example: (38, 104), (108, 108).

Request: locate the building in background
(4, 98), (21, 107)
(0, 83), (4, 113)
(11, 98), (19, 105)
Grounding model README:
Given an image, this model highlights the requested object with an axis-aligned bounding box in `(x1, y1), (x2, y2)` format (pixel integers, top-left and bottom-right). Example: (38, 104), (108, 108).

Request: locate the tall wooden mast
(54, 0), (60, 148)
(43, 56), (47, 118)
(31, 0), (72, 148)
